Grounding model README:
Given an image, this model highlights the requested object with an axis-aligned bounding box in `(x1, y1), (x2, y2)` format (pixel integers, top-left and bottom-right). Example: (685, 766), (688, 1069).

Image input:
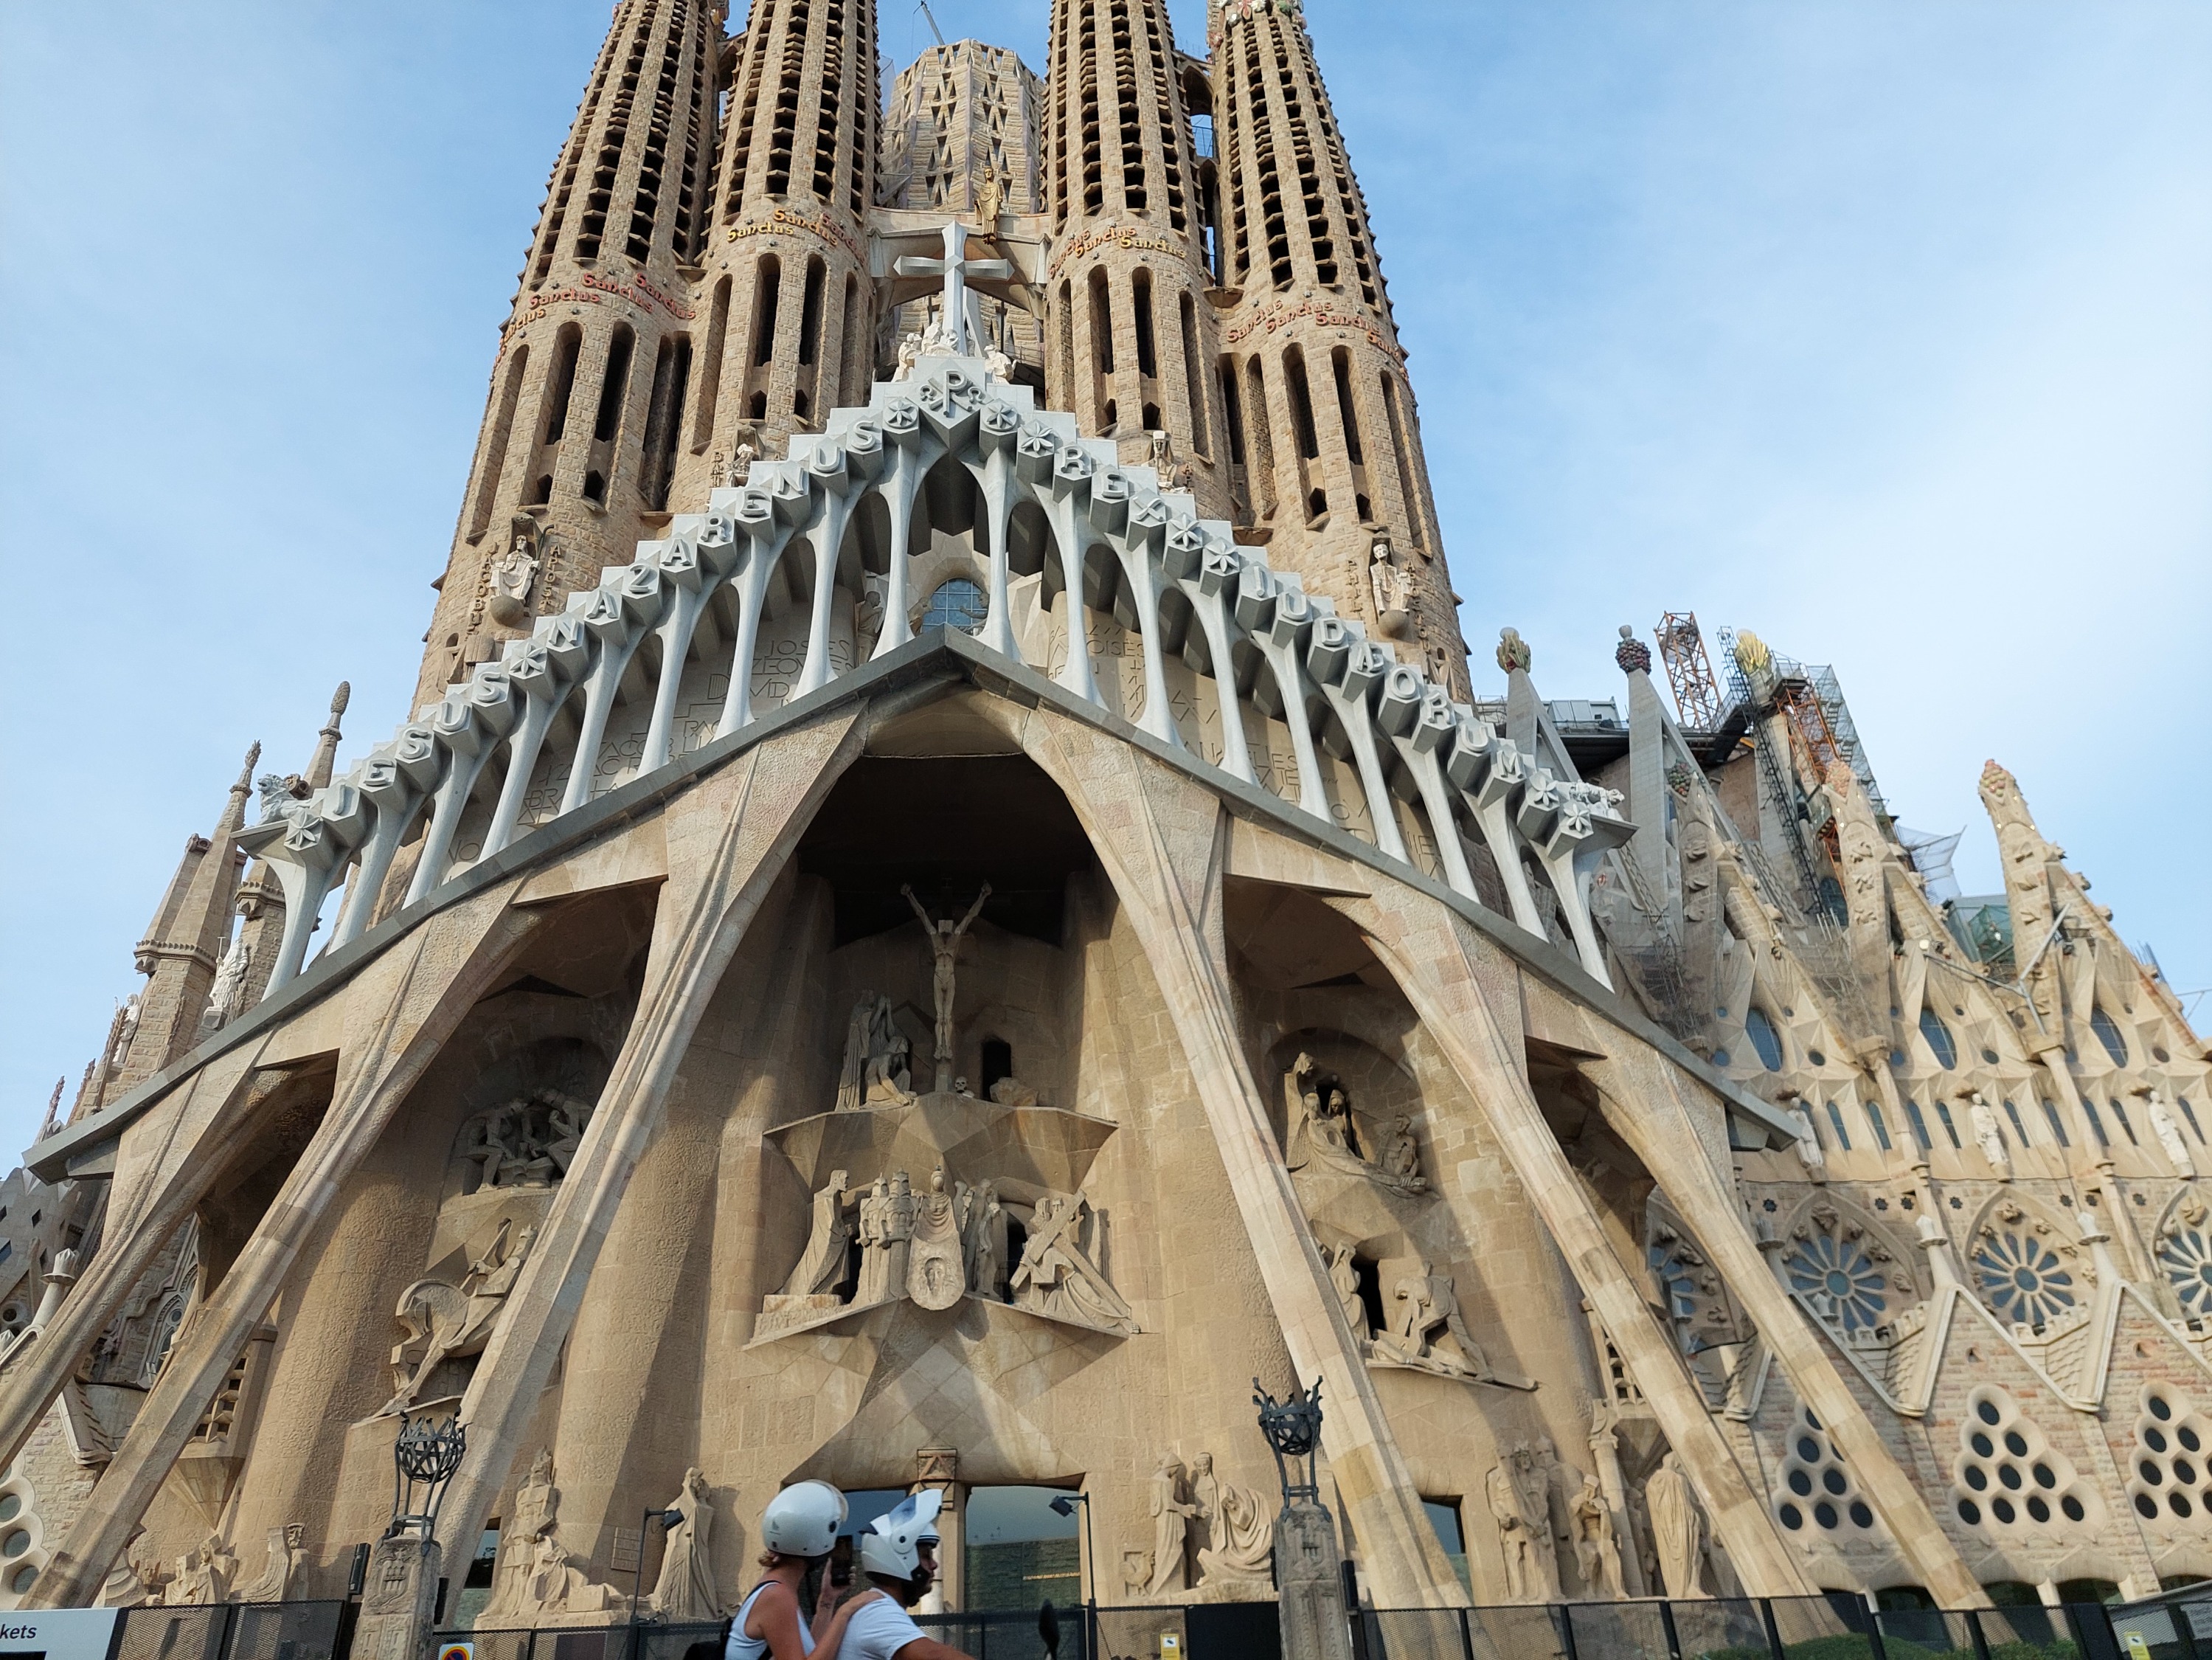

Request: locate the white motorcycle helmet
(858, 1489), (943, 1580)
(760, 1480), (847, 1560)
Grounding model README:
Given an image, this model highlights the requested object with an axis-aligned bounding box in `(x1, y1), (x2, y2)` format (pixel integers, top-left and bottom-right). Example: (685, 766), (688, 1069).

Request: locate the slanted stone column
(24, 884), (545, 1608)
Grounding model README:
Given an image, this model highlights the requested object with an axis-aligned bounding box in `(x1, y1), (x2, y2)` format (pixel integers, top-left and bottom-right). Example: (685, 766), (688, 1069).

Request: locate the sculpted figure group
(1125, 1450), (1275, 1598)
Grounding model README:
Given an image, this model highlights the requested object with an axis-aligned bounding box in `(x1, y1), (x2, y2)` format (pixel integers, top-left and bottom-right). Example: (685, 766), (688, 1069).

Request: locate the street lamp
(387, 1414), (465, 1540)
(625, 1506), (685, 1660)
(1048, 1493), (1095, 1659)
(1252, 1376), (1324, 1509)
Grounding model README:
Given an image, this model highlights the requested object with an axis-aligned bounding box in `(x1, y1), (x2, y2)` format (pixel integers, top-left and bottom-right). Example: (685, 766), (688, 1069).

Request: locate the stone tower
(1210, 0), (1466, 694)
(665, 0), (882, 511)
(417, 0), (727, 709)
(1041, 0), (1227, 514)
(881, 41), (1049, 380)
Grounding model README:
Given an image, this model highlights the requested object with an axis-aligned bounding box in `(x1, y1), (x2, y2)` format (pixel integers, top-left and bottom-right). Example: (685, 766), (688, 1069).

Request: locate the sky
(1, 1), (2206, 1156)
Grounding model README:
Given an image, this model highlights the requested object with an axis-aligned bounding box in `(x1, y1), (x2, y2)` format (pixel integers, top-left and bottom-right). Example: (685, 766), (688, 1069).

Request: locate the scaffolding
(1714, 626), (1840, 924)
(1654, 612), (1727, 730)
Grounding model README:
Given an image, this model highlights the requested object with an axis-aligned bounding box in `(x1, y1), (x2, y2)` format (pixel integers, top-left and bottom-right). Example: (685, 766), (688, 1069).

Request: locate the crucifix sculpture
(892, 221), (1012, 358)
(902, 882), (991, 1093)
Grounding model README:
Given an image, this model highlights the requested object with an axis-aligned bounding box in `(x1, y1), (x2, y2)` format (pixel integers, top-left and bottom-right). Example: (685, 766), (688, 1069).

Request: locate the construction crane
(916, 0), (946, 45)
(1654, 612), (1725, 730)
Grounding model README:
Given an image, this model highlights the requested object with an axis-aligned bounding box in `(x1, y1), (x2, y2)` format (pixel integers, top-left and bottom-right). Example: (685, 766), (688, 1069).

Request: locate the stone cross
(893, 221), (1011, 357)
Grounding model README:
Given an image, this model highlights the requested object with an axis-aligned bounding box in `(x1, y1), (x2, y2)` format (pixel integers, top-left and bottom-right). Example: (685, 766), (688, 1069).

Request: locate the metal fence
(109, 1600), (352, 1660)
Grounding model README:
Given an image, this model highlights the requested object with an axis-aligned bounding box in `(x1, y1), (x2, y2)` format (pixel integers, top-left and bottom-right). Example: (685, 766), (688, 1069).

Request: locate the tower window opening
(1381, 373), (1430, 558)
(1056, 279), (1076, 412)
(530, 474), (554, 506)
(592, 325), (636, 443)
(2109, 1098), (2139, 1146)
(541, 324), (583, 446)
(1133, 270), (1157, 378)
(468, 343), (530, 540)
(1244, 357), (1276, 517)
(1305, 487), (1327, 523)
(799, 257), (827, 366)
(1089, 268), (1114, 376)
(1142, 403), (1160, 430)
(1285, 347), (1320, 460)
(637, 334), (691, 511)
(1862, 1098), (1893, 1152)
(1181, 293), (1207, 454)
(582, 468), (607, 505)
(691, 275), (731, 449)
(1932, 1099), (1963, 1149)
(1331, 348), (1365, 465)
(752, 255), (782, 365)
(1219, 357), (1245, 466)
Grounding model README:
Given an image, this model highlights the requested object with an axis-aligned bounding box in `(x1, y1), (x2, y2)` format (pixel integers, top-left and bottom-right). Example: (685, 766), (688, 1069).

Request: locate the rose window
(1972, 1229), (2077, 1329)
(2158, 1229), (2212, 1318)
(1783, 1233), (1889, 1334)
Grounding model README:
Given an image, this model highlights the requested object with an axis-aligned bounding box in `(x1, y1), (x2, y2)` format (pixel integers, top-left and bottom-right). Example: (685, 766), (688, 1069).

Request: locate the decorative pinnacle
(218, 741), (263, 834)
(1496, 626), (1531, 676)
(305, 681), (350, 791)
(1614, 625), (1651, 677)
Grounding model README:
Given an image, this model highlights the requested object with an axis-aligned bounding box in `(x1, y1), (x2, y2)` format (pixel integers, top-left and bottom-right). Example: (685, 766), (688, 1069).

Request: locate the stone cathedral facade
(2, 0), (2204, 1630)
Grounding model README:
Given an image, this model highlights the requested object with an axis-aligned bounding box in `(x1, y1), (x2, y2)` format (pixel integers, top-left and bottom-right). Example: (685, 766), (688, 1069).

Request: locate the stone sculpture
(488, 528), (540, 628)
(908, 1165), (970, 1310)
(1570, 1474), (1625, 1600)
(1485, 1464), (1537, 1602)
(893, 333), (922, 381)
(167, 1534), (235, 1605)
(483, 1449), (623, 1619)
(778, 1169), (857, 1298)
(973, 165), (1006, 226)
(648, 1467), (721, 1620)
(1789, 1106), (1826, 1178)
(233, 1522), (308, 1603)
(1370, 1260), (1491, 1380)
(1144, 1454), (1199, 1596)
(386, 1218), (535, 1414)
(963, 1177), (1007, 1299)
(2149, 1092), (2197, 1179)
(1645, 1453), (1706, 1599)
(1190, 1453), (1274, 1589)
(836, 992), (915, 1110)
(1328, 1242), (1370, 1343)
(904, 882), (991, 1091)
(1368, 540), (1411, 637)
(200, 934), (252, 1037)
(97, 1527), (161, 1607)
(1285, 1055), (1426, 1194)
(456, 1092), (595, 1193)
(1010, 1192), (1138, 1333)
(988, 1075), (1038, 1107)
(853, 1172), (919, 1304)
(1968, 1093), (2012, 1180)
(1511, 1441), (1563, 1601)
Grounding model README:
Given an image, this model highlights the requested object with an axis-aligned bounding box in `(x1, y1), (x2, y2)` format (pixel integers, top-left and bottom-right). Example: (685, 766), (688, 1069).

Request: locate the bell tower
(417, 0), (726, 709)
(1041, 0), (1227, 513)
(1210, 0), (1467, 692)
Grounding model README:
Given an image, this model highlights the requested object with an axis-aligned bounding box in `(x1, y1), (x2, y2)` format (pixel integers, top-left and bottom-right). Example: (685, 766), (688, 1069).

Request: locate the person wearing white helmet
(726, 1481), (875, 1660)
(829, 1490), (975, 1660)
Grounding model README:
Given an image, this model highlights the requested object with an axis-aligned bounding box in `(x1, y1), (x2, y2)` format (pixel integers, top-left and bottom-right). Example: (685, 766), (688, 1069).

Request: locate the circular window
(1797, 1436), (1821, 1462)
(0, 1532), (27, 1560)
(2152, 1395), (2175, 1421)
(1814, 1501), (1839, 1529)
(1998, 1464), (2023, 1491)
(1779, 1503), (1803, 1530)
(1977, 1399), (2003, 1426)
(0, 1497), (18, 1524)
(1982, 1048), (2000, 1065)
(2141, 1461), (2164, 1486)
(2178, 1459), (2199, 1485)
(1964, 1465), (1989, 1491)
(1789, 1469), (1812, 1496)
(2062, 1495), (2086, 1522)
(2146, 1427), (2170, 1453)
(1711, 1048), (1731, 1068)
(4, 1566), (29, 1595)
(1823, 1469), (1848, 1496)
(2026, 1495), (2050, 1523)
(1849, 1502), (1873, 1529)
(1958, 1498), (1983, 1525)
(2033, 1464), (2056, 1489)
(920, 578), (989, 637)
(2174, 1493), (2197, 1519)
(2182, 1426), (2202, 1453)
(1971, 1431), (1994, 1457)
(2137, 1493), (2160, 1519)
(1991, 1498), (2017, 1524)
(2004, 1431), (2029, 1457)
(1809, 1049), (1826, 1066)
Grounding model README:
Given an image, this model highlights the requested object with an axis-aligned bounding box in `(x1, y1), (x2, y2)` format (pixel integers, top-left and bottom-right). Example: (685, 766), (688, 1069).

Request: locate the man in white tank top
(839, 1492), (974, 1660)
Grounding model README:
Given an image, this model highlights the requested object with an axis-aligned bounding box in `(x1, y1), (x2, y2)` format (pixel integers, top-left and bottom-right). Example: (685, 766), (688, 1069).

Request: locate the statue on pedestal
(1144, 1455), (1199, 1596)
(1644, 1453), (1707, 1600)
(1570, 1473), (1626, 1600)
(648, 1467), (721, 1620)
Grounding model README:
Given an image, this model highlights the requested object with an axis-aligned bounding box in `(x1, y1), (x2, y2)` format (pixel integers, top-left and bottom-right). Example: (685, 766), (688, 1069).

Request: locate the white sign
(0, 1608), (120, 1660)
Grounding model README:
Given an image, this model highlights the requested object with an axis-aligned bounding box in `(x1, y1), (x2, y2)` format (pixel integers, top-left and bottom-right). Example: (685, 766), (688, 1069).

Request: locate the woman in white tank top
(724, 1516), (873, 1660)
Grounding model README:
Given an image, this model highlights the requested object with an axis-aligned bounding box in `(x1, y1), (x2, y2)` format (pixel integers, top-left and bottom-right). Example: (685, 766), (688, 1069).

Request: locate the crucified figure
(903, 882), (991, 1092)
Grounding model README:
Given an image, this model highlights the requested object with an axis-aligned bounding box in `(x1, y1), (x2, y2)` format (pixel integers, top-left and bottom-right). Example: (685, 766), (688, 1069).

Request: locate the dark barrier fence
(108, 1600), (352, 1660)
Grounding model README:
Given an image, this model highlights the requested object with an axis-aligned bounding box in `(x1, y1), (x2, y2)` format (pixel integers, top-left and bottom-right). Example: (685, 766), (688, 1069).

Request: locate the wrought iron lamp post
(1048, 1493), (1096, 1660)
(1253, 1375), (1325, 1509)
(388, 1414), (465, 1540)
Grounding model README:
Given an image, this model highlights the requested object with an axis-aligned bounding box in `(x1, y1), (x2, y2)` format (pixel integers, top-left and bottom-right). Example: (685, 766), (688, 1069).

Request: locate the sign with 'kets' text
(0, 1608), (122, 1660)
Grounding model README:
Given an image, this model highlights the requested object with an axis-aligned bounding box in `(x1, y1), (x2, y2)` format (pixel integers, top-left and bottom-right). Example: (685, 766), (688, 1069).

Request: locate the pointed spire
(215, 741), (262, 836)
(305, 682), (349, 791)
(36, 1079), (62, 1145)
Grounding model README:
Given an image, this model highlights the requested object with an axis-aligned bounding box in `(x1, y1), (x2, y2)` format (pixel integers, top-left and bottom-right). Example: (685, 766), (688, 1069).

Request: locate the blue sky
(1, 1), (2206, 1152)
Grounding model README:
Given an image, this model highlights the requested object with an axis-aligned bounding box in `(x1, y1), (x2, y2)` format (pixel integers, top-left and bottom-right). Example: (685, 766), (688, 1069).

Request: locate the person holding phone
(727, 1482), (872, 1660)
